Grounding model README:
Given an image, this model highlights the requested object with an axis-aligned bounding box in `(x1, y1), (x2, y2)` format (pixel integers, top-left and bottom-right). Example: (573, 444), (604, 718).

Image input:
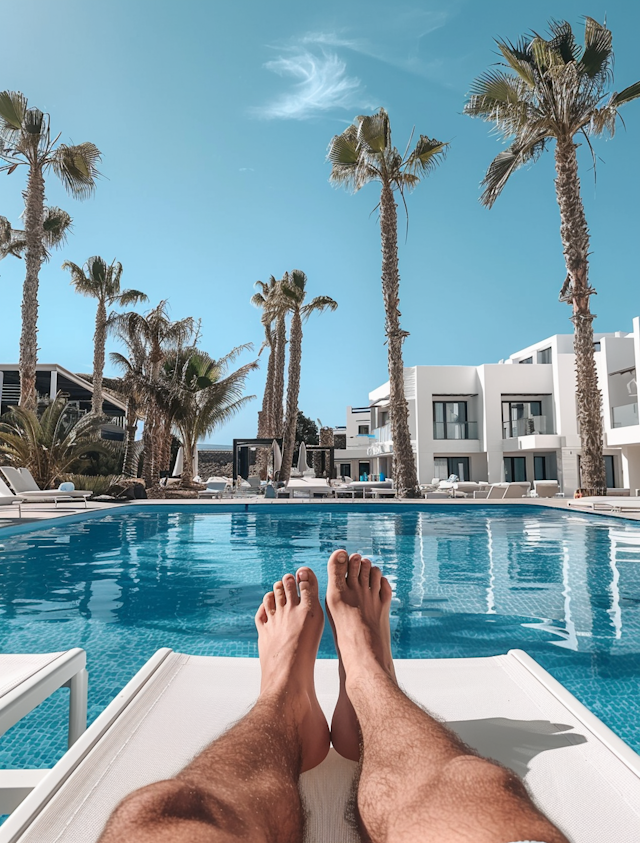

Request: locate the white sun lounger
(0, 469), (91, 508)
(1, 649), (639, 842)
(0, 650), (88, 815)
(567, 496), (640, 513)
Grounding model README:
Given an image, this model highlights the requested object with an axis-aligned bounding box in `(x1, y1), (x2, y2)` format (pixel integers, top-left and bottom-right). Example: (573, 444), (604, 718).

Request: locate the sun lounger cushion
(3, 651), (639, 843)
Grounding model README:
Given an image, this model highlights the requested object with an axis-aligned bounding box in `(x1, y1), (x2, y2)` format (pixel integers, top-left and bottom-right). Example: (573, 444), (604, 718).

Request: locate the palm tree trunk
(182, 435), (195, 486)
(279, 309), (302, 483)
(19, 163), (45, 412)
(92, 299), (107, 415)
(555, 140), (606, 492)
(257, 336), (276, 479)
(122, 396), (139, 477)
(379, 180), (419, 497)
(273, 314), (286, 437)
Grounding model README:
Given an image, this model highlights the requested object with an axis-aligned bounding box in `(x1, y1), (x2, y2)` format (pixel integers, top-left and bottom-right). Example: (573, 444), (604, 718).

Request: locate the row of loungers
(0, 468), (92, 515)
(1, 648), (639, 841)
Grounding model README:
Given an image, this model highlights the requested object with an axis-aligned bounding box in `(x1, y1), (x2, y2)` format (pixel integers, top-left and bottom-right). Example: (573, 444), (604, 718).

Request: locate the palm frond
(356, 109), (389, 153)
(0, 91), (27, 135)
(480, 136), (547, 207)
(547, 19), (580, 64)
(404, 136), (448, 177)
(51, 142), (102, 199)
(117, 288), (148, 307)
(580, 17), (613, 82)
(301, 295), (338, 321)
(496, 40), (536, 87)
(328, 124), (360, 191)
(611, 81), (640, 106)
(42, 206), (72, 249)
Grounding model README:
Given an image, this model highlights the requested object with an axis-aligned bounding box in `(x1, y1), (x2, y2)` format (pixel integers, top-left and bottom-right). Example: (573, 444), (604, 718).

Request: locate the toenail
(337, 551), (348, 563)
(298, 568), (309, 581)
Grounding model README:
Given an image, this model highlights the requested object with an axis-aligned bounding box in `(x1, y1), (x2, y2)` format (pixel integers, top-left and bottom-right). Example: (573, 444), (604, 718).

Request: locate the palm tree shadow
(447, 718), (587, 778)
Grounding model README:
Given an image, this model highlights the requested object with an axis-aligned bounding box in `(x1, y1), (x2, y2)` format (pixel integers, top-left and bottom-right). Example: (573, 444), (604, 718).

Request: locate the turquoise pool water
(1, 504), (639, 773)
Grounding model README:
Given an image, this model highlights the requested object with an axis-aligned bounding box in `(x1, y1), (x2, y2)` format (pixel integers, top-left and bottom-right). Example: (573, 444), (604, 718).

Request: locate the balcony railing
(502, 416), (550, 438)
(612, 403), (638, 428)
(433, 421), (478, 440)
(373, 423), (392, 442)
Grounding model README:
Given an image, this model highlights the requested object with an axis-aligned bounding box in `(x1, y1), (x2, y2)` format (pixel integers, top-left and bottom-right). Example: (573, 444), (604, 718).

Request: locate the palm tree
(0, 207), (72, 267)
(328, 109), (447, 497)
(109, 312), (149, 478)
(163, 347), (258, 486)
(0, 395), (108, 489)
(269, 270), (337, 482)
(464, 18), (640, 492)
(0, 91), (101, 410)
(63, 257), (147, 416)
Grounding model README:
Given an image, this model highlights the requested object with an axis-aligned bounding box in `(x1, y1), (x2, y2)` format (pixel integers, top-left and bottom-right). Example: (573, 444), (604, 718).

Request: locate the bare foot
(255, 567), (330, 772)
(326, 551), (395, 760)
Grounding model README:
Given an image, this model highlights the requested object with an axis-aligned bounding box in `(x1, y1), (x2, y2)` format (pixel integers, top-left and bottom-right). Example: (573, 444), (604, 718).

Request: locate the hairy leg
(99, 568), (329, 843)
(326, 549), (569, 843)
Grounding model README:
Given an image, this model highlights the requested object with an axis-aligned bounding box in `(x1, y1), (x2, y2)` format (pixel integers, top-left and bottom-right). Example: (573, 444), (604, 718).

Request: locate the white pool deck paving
(1, 495), (640, 530)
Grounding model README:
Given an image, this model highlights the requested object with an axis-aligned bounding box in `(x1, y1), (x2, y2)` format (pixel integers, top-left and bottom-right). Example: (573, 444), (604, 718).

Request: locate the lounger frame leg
(66, 668), (88, 747)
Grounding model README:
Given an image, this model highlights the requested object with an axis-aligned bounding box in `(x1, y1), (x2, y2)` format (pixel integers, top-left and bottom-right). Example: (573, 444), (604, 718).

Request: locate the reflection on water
(0, 505), (639, 765)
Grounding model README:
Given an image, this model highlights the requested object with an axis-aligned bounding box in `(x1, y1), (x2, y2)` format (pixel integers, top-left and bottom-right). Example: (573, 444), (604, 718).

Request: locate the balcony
(374, 423), (392, 442)
(433, 421), (478, 440)
(612, 403), (638, 429)
(502, 416), (550, 438)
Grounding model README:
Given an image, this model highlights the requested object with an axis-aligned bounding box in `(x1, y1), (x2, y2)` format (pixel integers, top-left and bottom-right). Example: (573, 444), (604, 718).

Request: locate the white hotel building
(334, 318), (640, 496)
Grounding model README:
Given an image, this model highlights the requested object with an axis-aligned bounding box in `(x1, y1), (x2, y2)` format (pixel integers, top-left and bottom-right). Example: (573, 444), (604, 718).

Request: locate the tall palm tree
(163, 347), (258, 486)
(328, 109), (447, 497)
(464, 18), (640, 492)
(251, 276), (279, 442)
(269, 270), (337, 482)
(0, 91), (101, 410)
(109, 312), (149, 478)
(63, 257), (147, 416)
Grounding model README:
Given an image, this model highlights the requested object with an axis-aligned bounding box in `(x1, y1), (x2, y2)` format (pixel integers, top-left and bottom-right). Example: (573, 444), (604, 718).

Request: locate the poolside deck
(2, 495), (640, 530)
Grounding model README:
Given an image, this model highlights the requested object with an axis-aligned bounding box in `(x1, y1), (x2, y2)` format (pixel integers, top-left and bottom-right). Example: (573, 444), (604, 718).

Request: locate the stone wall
(197, 450), (233, 478)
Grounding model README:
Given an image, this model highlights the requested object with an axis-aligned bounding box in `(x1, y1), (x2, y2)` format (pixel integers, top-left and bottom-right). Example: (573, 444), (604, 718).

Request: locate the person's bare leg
(328, 553), (395, 761)
(99, 567), (329, 843)
(326, 549), (569, 843)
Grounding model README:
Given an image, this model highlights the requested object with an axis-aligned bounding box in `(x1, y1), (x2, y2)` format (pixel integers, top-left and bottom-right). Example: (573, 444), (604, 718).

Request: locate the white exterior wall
(356, 318), (640, 495)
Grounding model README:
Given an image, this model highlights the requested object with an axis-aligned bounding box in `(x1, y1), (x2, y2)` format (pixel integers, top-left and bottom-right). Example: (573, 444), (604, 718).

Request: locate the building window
(593, 341), (601, 351)
(379, 411), (389, 427)
(537, 347), (552, 364)
(358, 462), (371, 481)
(339, 464), (352, 479)
(433, 401), (473, 439)
(605, 455), (615, 488)
(357, 424), (369, 435)
(519, 357), (533, 364)
(504, 456), (526, 483)
(502, 401), (546, 438)
(434, 456), (470, 481)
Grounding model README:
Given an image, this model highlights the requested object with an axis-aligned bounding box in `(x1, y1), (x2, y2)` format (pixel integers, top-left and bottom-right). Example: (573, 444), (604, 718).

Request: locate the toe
(297, 566), (319, 605)
(347, 553), (362, 585)
(327, 550), (349, 592)
(255, 604), (268, 627)
(283, 573), (299, 605)
(380, 576), (393, 605)
(359, 557), (372, 585)
(370, 565), (382, 593)
(263, 591), (276, 615)
(274, 581), (286, 607)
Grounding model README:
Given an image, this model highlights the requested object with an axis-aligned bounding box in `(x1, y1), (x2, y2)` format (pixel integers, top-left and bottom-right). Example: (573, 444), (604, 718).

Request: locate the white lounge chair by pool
(1, 649), (638, 842)
(568, 496), (640, 513)
(474, 482), (531, 500)
(533, 480), (560, 498)
(0, 649), (87, 815)
(285, 478), (333, 497)
(0, 477), (24, 518)
(0, 468), (91, 508)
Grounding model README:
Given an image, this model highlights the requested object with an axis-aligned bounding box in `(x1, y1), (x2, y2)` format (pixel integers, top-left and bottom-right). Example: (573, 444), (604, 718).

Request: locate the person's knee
(440, 754), (527, 801)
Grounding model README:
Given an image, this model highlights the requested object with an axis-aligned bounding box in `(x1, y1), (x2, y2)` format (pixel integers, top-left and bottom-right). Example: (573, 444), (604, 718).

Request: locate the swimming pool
(1, 504), (639, 772)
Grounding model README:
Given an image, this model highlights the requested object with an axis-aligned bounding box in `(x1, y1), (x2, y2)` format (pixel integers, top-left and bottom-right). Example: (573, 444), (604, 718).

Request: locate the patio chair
(0, 476), (24, 518)
(533, 480), (560, 498)
(0, 468), (91, 508)
(197, 481), (227, 499)
(0, 649), (87, 815)
(1, 649), (639, 842)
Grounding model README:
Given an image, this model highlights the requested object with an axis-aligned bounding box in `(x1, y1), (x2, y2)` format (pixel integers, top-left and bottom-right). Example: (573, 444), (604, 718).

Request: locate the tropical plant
(0, 207), (72, 267)
(162, 347), (258, 486)
(0, 395), (109, 489)
(109, 314), (149, 478)
(296, 412), (319, 446)
(328, 108), (447, 497)
(267, 271), (337, 482)
(251, 275), (288, 477)
(0, 90), (101, 410)
(61, 473), (122, 496)
(464, 18), (640, 491)
(63, 256), (147, 416)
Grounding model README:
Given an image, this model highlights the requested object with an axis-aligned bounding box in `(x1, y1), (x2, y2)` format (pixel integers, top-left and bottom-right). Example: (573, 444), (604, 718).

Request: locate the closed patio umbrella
(172, 447), (184, 477)
(297, 441), (309, 474)
(272, 440), (282, 473)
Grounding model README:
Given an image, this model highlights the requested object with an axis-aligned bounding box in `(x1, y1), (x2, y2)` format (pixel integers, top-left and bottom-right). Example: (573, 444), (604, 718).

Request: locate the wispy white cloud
(250, 49), (374, 120)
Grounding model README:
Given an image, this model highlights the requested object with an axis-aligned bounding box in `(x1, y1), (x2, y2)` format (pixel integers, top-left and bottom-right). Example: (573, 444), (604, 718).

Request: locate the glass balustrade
(612, 403), (639, 428)
(433, 421), (478, 440)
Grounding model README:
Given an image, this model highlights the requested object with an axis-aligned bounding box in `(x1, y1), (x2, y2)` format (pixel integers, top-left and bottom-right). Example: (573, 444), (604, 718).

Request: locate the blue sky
(1, 0), (639, 443)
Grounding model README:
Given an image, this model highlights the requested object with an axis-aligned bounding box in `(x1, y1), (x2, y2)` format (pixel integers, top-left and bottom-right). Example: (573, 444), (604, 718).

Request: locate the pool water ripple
(1, 505), (639, 773)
